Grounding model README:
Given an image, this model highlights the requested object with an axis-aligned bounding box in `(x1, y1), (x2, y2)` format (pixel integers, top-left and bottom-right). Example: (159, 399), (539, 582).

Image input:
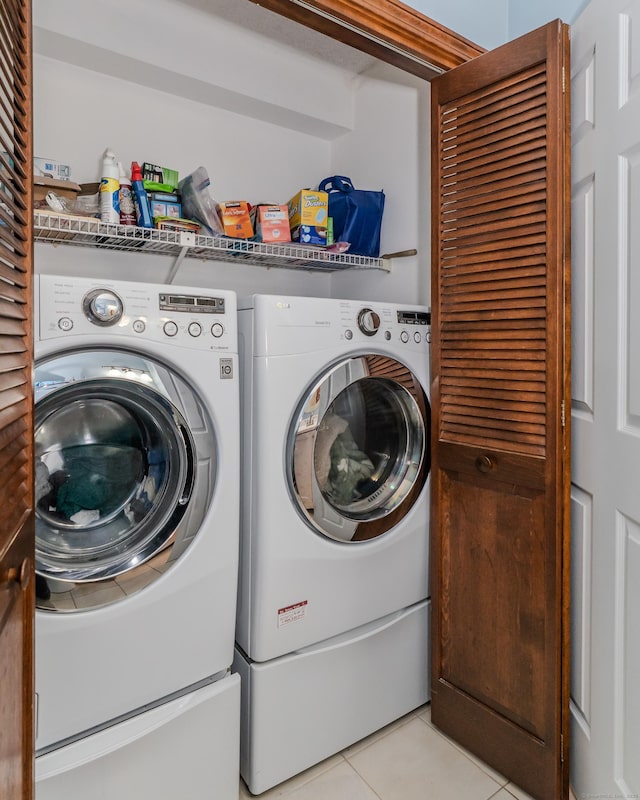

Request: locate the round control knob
(83, 289), (123, 327)
(188, 322), (202, 337)
(163, 320), (178, 337)
(357, 308), (381, 336)
(400, 330), (409, 343)
(211, 322), (224, 338)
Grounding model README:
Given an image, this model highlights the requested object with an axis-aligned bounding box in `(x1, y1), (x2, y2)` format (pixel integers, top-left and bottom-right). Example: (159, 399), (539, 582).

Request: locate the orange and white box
(251, 204), (291, 243)
(217, 200), (254, 238)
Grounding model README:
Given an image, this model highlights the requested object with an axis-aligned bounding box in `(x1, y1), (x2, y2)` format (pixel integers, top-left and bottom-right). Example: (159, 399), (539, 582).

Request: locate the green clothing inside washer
(55, 444), (144, 520)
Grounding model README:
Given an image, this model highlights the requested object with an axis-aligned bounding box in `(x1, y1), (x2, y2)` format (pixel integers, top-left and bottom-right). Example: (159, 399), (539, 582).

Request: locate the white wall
(331, 65), (430, 305)
(33, 0), (427, 305)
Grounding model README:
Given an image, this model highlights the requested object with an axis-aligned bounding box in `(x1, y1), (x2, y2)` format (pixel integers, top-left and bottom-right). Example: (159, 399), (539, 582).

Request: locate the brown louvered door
(0, 1), (35, 799)
(430, 20), (571, 800)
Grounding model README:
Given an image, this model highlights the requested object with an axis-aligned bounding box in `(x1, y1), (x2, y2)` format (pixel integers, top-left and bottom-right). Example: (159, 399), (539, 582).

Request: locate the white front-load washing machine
(33, 275), (240, 800)
(233, 293), (431, 794)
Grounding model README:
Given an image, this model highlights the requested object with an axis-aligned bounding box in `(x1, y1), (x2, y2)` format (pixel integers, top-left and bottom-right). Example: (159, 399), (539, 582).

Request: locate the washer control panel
(38, 275), (237, 353)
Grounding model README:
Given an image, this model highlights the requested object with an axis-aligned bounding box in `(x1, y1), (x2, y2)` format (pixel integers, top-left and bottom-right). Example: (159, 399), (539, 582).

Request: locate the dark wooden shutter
(0, 1), (35, 798)
(430, 20), (571, 800)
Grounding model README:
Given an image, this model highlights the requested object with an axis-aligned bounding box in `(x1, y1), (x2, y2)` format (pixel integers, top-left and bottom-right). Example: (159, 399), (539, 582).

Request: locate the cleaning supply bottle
(118, 162), (136, 225)
(131, 161), (153, 228)
(99, 148), (120, 224)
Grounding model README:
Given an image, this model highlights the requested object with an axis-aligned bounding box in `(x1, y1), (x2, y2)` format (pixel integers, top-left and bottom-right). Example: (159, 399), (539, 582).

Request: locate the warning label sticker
(277, 600), (308, 628)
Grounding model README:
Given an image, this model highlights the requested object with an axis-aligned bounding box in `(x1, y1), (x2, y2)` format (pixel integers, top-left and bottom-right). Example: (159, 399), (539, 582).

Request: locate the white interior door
(571, 0), (640, 795)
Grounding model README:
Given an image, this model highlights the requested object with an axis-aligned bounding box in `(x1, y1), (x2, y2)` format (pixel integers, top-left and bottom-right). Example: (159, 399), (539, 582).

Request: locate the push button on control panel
(211, 322), (224, 338)
(132, 319), (146, 334)
(188, 322), (202, 337)
(400, 330), (409, 343)
(163, 320), (178, 337)
(58, 317), (73, 332)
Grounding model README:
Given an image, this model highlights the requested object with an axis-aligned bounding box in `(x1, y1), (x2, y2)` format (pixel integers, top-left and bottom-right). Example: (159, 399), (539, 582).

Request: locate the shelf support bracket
(165, 245), (190, 285)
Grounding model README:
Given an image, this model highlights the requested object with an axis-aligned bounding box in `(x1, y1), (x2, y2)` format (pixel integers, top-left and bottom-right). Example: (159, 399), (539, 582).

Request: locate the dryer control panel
(36, 275), (238, 353)
(396, 309), (431, 344)
(341, 302), (431, 351)
(243, 294), (430, 357)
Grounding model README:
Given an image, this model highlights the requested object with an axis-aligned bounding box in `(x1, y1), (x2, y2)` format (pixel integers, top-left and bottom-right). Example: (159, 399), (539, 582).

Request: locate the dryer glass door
(34, 350), (216, 611)
(289, 355), (430, 542)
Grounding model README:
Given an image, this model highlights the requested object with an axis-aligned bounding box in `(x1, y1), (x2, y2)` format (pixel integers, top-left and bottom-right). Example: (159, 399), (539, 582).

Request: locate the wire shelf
(34, 212), (389, 274)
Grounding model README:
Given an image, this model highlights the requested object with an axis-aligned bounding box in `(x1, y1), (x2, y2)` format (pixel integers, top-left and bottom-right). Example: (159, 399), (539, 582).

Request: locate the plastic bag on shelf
(38, 190), (99, 219)
(178, 167), (224, 236)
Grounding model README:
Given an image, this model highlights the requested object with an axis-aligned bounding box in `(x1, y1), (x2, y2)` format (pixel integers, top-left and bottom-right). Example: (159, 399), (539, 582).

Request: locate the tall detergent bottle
(118, 162), (136, 225)
(100, 148), (120, 223)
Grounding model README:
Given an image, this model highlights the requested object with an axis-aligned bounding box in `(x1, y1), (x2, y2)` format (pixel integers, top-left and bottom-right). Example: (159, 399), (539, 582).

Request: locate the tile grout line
(414, 709), (511, 790)
(342, 759), (385, 800)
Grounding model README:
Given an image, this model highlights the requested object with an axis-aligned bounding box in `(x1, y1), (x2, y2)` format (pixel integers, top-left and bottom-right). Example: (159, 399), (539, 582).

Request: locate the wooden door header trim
(247, 0), (486, 80)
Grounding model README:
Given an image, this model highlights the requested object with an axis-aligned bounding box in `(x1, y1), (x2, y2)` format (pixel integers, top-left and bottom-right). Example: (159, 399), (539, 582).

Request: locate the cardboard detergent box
(33, 176), (81, 203)
(287, 189), (328, 246)
(217, 200), (254, 238)
(34, 157), (71, 181)
(250, 204), (291, 244)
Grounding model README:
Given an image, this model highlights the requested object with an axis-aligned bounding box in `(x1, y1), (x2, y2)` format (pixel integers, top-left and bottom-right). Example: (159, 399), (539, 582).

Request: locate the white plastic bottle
(100, 148), (120, 223)
(118, 162), (135, 225)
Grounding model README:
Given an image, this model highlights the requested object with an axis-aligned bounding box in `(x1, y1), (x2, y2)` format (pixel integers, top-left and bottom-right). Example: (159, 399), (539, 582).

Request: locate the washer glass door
(289, 354), (430, 542)
(34, 349), (216, 611)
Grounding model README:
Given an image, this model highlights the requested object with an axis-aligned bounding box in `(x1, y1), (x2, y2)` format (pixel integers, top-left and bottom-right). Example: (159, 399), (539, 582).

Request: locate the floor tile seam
(342, 757), (386, 800)
(414, 712), (511, 789)
(342, 712), (423, 760)
(275, 754), (350, 797)
(488, 788), (517, 800)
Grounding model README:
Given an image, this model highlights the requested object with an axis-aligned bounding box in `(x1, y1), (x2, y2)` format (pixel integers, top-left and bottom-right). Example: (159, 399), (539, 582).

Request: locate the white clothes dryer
(33, 275), (240, 797)
(234, 294), (431, 793)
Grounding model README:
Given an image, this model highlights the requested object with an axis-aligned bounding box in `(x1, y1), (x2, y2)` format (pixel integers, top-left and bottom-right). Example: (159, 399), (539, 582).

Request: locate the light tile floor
(239, 704), (578, 800)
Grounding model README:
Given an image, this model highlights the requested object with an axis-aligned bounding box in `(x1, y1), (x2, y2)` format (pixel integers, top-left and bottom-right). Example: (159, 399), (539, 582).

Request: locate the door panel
(0, 521), (34, 800)
(430, 20), (571, 800)
(571, 0), (640, 795)
(0, 0), (34, 797)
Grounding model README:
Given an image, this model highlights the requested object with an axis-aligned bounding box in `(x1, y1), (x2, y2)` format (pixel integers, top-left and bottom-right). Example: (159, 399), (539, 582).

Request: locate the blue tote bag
(319, 176), (385, 258)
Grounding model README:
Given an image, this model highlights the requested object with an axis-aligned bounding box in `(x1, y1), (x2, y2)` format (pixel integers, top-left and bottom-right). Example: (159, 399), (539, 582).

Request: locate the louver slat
(0, 0), (34, 794)
(436, 62), (548, 457)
